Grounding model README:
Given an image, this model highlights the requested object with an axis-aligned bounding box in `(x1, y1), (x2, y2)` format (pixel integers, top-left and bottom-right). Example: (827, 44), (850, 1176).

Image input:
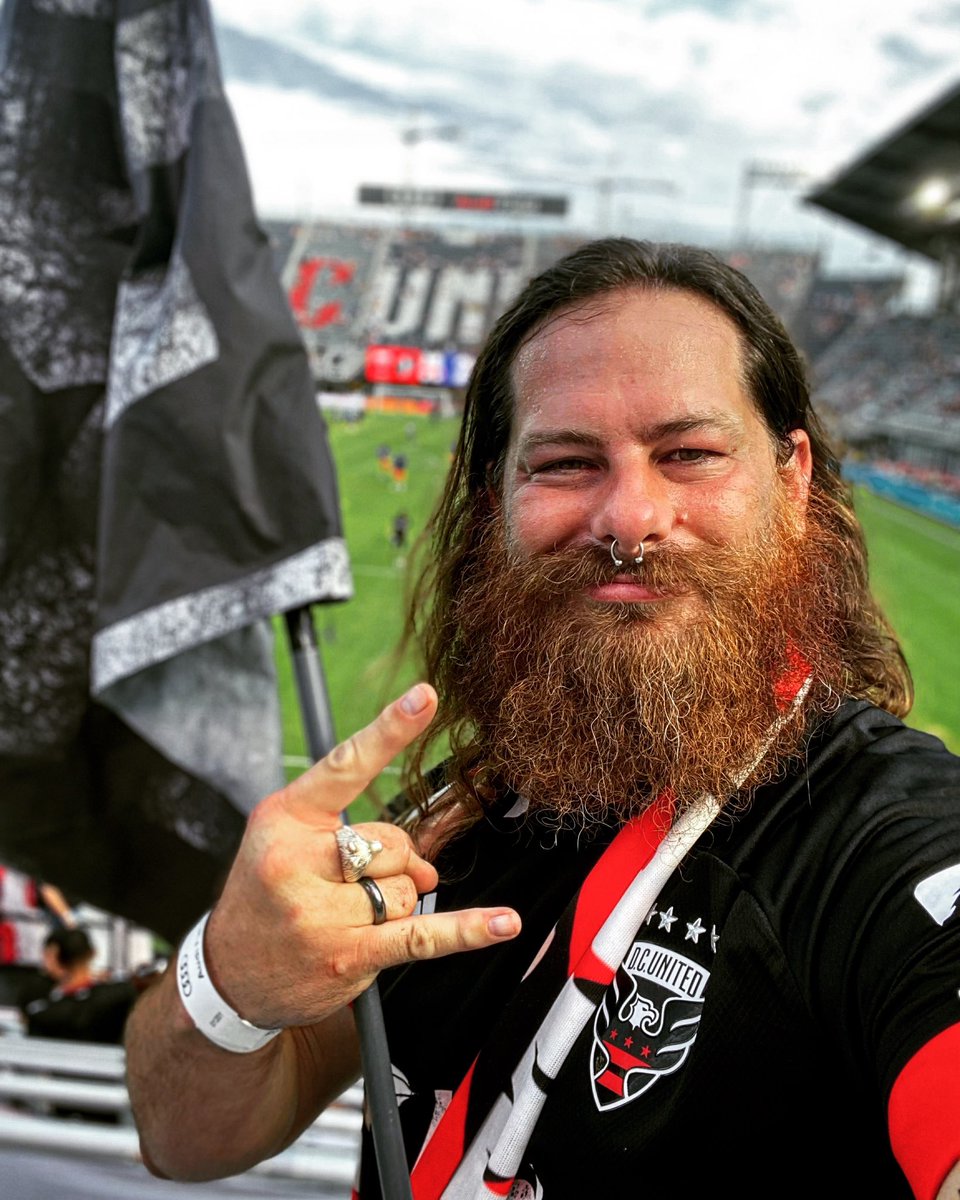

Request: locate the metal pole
(734, 166), (753, 248)
(285, 607), (337, 758)
(283, 606), (413, 1200)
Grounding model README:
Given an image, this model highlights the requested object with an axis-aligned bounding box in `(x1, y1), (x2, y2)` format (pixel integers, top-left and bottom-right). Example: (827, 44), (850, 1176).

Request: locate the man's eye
(664, 447), (720, 464)
(529, 457), (593, 474)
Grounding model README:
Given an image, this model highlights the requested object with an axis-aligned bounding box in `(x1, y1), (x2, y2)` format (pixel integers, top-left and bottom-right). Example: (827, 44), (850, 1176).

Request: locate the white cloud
(213, 0), (960, 274)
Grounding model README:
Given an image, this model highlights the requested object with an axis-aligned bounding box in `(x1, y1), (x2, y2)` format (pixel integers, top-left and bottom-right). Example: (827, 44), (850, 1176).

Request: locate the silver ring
(357, 877), (387, 926)
(610, 538), (643, 567)
(335, 826), (384, 884)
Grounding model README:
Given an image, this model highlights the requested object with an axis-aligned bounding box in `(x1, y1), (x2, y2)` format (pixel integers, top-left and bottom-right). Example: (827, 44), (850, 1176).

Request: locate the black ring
(357, 876), (387, 926)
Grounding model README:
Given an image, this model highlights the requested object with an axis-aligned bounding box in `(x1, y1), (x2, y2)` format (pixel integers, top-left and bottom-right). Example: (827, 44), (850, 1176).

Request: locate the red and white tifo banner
(364, 345), (476, 387)
(365, 345), (422, 384)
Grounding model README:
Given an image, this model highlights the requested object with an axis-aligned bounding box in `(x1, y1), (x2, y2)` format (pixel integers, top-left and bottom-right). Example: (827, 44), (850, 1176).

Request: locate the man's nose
(589, 462), (673, 560)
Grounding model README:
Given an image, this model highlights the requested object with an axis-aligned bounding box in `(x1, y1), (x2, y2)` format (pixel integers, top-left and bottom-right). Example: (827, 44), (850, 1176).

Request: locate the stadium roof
(806, 79), (960, 262)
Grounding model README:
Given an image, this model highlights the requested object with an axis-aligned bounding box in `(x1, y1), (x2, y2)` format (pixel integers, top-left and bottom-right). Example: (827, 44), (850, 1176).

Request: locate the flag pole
(284, 606), (414, 1200)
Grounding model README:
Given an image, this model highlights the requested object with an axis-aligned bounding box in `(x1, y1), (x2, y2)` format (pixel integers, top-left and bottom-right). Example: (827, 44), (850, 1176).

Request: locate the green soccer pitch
(275, 411), (960, 812)
(274, 409), (461, 807)
(853, 487), (960, 755)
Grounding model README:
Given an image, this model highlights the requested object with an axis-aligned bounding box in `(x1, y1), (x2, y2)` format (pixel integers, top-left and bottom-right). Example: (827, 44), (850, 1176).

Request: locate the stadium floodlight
(734, 159), (810, 247)
(744, 161), (809, 186)
(397, 116), (463, 224)
(400, 123), (461, 146)
(593, 176), (679, 233)
(912, 177), (952, 215)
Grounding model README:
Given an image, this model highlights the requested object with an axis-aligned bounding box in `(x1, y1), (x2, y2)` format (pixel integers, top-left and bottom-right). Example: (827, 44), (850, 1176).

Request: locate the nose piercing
(610, 538), (644, 568)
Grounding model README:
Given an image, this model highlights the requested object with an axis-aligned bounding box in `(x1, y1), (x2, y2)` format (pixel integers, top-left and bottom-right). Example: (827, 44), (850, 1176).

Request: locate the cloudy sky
(211, 0), (960, 285)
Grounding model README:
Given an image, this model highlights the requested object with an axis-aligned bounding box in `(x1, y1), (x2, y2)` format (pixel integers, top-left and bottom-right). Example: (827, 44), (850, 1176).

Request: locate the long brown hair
(400, 238), (912, 818)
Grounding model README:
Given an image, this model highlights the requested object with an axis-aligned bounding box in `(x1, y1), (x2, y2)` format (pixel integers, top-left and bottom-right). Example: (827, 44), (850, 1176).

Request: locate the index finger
(279, 682), (439, 820)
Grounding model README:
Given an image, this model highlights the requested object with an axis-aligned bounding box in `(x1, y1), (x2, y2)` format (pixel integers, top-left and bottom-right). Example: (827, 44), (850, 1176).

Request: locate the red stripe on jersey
(567, 794), (673, 973)
(483, 1177), (514, 1196)
(888, 1021), (960, 1200)
(411, 1059), (477, 1200)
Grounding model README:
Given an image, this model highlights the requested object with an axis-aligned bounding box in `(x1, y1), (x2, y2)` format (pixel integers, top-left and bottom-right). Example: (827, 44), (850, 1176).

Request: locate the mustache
(502, 537), (765, 599)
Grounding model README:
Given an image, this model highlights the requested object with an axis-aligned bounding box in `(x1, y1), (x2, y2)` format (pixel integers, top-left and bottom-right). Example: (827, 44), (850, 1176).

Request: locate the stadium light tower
(397, 113), (461, 225)
(734, 160), (809, 247)
(400, 113), (461, 186)
(594, 175), (679, 234)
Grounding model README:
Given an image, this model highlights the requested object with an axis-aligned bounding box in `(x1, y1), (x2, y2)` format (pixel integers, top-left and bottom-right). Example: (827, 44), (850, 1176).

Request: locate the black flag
(0, 0), (351, 943)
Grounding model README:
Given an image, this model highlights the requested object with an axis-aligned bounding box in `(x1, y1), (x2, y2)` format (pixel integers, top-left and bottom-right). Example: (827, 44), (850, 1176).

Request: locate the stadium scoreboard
(359, 185), (568, 216)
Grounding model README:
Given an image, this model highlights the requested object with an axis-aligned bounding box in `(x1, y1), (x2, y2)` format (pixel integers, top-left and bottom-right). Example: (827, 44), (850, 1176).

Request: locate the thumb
(363, 907), (523, 973)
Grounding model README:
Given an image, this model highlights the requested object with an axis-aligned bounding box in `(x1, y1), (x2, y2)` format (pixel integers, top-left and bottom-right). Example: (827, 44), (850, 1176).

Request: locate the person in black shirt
(23, 927), (136, 1045)
(124, 239), (960, 1199)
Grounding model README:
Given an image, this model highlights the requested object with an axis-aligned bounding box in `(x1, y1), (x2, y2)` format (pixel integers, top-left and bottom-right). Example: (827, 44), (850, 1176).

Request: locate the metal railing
(0, 1029), (363, 1188)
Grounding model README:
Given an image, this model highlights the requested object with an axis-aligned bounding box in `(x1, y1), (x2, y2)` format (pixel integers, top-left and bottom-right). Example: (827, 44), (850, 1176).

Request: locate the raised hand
(202, 683), (521, 1031)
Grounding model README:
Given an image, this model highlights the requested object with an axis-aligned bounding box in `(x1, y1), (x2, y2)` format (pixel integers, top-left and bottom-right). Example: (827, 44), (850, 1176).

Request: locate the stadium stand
(528, 232), (591, 277)
(263, 221), (298, 279)
(789, 274), (905, 363)
(807, 78), (960, 309)
(264, 219), (386, 385)
(263, 222), (843, 387)
(261, 212), (960, 518)
(724, 247), (821, 335)
(367, 226), (526, 349)
(811, 312), (960, 476)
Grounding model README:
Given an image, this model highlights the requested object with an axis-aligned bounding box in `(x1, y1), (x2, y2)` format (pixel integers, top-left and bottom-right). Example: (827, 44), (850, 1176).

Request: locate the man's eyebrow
(515, 429), (605, 456)
(640, 413), (745, 441)
(516, 413), (745, 456)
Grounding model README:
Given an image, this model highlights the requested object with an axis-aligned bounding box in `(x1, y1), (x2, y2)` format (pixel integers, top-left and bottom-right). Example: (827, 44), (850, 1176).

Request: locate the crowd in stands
(265, 221), (818, 375)
(725, 248), (820, 333)
(790, 274), (904, 362)
(367, 226), (527, 349)
(263, 215), (959, 492)
(813, 312), (960, 420)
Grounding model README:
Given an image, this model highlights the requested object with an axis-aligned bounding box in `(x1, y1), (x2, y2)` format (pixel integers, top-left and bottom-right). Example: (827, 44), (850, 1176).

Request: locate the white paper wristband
(176, 911), (282, 1054)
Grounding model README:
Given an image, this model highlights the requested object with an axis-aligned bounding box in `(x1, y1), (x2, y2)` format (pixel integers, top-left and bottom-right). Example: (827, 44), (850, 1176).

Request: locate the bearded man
(125, 240), (960, 1200)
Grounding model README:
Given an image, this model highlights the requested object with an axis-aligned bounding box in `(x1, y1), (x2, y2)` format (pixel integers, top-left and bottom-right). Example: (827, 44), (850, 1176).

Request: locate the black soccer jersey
(358, 701), (960, 1200)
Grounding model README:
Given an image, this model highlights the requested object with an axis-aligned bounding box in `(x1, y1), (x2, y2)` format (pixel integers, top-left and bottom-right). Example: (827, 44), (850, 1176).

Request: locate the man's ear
(782, 429), (813, 509)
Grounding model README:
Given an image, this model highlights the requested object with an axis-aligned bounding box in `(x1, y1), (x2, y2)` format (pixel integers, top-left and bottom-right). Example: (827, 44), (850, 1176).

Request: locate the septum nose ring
(610, 538), (644, 568)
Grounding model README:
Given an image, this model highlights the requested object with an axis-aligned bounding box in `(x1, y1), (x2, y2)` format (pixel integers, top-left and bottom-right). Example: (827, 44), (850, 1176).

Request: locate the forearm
(124, 965), (359, 1182)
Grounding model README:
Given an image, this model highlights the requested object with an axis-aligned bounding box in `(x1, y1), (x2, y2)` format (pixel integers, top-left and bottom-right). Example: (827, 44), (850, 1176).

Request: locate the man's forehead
(524, 285), (736, 341)
(510, 289), (743, 387)
(506, 288), (751, 434)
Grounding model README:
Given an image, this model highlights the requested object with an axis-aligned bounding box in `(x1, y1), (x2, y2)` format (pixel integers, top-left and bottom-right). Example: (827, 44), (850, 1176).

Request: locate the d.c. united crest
(590, 939), (707, 1110)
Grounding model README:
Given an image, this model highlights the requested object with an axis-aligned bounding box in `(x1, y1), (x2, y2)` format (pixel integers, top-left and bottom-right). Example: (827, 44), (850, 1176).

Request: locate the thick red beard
(449, 490), (821, 831)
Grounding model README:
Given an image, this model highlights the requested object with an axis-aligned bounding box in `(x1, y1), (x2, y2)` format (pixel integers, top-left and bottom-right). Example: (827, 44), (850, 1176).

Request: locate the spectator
(22, 928), (137, 1045)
